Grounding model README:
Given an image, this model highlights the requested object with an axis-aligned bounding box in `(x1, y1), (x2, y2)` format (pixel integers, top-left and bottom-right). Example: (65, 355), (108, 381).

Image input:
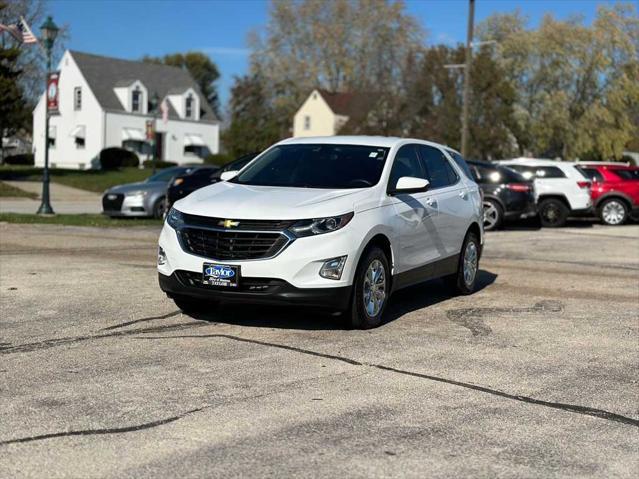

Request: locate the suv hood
(175, 181), (372, 219)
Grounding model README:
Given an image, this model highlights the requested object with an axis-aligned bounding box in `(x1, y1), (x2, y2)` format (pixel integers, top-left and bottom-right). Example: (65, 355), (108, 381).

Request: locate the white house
(33, 50), (219, 169)
(293, 89), (369, 138)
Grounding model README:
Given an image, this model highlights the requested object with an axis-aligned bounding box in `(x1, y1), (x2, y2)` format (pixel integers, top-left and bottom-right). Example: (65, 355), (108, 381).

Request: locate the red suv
(577, 163), (639, 225)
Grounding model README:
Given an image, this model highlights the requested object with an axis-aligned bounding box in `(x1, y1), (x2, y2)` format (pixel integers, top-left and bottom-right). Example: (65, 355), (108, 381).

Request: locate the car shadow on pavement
(185, 269), (498, 331)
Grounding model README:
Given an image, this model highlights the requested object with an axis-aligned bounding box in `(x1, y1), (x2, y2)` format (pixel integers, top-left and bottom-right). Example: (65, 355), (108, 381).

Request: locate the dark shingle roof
(316, 89), (371, 117)
(70, 50), (218, 122)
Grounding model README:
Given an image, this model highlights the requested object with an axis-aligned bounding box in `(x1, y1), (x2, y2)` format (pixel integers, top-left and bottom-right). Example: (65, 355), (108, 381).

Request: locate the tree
(478, 3), (639, 160)
(143, 52), (221, 117)
(248, 0), (424, 127)
(222, 73), (283, 158)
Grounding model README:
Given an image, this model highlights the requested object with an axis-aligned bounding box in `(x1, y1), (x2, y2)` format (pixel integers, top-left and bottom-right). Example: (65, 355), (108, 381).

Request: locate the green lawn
(0, 213), (163, 227)
(0, 166), (155, 193)
(0, 181), (38, 199)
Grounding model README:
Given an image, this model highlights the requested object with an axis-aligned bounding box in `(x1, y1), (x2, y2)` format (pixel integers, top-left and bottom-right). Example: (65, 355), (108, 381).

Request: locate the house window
(74, 87), (82, 110)
(304, 115), (311, 130)
(47, 137), (56, 148)
(75, 137), (85, 149)
(132, 87), (142, 113)
(185, 94), (193, 119)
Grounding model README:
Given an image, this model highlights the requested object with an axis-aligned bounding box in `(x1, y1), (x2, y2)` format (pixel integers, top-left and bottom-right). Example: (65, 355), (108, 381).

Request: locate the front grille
(102, 193), (124, 211)
(175, 270), (286, 292)
(180, 228), (289, 260)
(182, 213), (295, 231)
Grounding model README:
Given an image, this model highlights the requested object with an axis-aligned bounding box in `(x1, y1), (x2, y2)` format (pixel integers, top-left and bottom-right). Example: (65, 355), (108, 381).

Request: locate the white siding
(105, 112), (219, 166)
(293, 90), (341, 137)
(33, 51), (104, 169)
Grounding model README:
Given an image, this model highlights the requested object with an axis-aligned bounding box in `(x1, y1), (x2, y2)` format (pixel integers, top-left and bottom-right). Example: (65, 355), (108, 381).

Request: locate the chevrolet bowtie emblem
(220, 219), (240, 228)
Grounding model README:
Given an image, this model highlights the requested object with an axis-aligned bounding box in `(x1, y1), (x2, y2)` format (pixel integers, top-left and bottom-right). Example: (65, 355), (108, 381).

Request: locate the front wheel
(445, 232), (480, 295)
(539, 198), (568, 228)
(153, 196), (167, 219)
(599, 198), (627, 226)
(348, 247), (390, 329)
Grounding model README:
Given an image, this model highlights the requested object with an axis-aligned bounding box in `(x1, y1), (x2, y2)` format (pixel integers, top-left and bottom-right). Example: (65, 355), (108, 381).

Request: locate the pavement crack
(101, 310), (182, 331)
(0, 407), (205, 446)
(139, 333), (639, 428)
(1, 321), (208, 355)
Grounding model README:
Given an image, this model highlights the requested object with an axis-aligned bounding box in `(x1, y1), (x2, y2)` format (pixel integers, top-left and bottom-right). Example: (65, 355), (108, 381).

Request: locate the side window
(535, 166), (566, 178)
(446, 150), (474, 179)
(418, 145), (458, 189)
(508, 165), (535, 180)
(388, 144), (424, 190)
(578, 167), (604, 183)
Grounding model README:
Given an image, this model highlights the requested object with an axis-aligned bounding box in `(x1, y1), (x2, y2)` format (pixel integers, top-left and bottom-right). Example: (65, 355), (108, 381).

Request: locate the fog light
(158, 246), (167, 266)
(319, 256), (347, 280)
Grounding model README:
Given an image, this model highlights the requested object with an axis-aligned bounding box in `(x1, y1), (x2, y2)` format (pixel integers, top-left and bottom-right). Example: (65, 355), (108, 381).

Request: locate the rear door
(418, 145), (471, 257)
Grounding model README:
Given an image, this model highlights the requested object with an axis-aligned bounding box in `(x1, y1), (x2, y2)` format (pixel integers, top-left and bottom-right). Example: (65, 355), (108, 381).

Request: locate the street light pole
(461, 0), (475, 158)
(37, 16), (59, 215)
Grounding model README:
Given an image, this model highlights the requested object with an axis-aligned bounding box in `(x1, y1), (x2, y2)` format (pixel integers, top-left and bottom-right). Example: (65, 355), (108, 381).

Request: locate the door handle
(459, 191), (467, 199)
(425, 197), (434, 206)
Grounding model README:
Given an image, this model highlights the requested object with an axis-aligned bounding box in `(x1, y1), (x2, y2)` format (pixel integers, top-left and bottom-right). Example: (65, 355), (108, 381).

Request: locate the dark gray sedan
(102, 167), (197, 218)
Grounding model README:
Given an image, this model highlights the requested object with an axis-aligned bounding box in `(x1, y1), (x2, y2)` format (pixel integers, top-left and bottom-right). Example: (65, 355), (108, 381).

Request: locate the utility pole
(461, 0), (475, 158)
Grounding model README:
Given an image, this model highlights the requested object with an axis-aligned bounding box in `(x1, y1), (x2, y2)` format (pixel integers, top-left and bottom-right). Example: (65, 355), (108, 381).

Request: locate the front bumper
(102, 193), (152, 217)
(159, 272), (351, 310)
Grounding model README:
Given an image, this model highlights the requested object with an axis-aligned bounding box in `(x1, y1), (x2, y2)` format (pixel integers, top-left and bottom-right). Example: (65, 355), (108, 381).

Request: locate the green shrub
(3, 153), (34, 166)
(99, 147), (139, 170)
(142, 159), (177, 169)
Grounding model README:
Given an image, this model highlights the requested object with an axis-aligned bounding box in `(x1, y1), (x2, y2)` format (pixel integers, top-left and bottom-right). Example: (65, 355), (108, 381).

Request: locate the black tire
(598, 198), (628, 226)
(171, 294), (217, 315)
(482, 199), (503, 231)
(539, 198), (568, 227)
(153, 196), (167, 219)
(348, 247), (390, 329)
(444, 231), (480, 295)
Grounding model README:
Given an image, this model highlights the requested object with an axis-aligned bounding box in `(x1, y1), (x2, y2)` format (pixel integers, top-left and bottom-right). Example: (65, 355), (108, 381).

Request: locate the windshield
(147, 168), (186, 183)
(232, 144), (389, 189)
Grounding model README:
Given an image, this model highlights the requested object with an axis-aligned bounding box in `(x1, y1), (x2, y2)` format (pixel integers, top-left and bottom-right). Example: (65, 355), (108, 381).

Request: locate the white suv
(158, 136), (484, 329)
(497, 158), (593, 227)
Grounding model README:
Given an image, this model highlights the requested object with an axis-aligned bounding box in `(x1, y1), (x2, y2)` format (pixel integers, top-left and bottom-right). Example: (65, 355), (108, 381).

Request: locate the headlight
(172, 178), (184, 186)
(289, 212), (354, 238)
(166, 207), (184, 229)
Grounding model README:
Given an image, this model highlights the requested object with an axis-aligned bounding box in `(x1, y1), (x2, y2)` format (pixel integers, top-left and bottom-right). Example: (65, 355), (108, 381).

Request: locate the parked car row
(471, 157), (638, 229)
(101, 148), (638, 230)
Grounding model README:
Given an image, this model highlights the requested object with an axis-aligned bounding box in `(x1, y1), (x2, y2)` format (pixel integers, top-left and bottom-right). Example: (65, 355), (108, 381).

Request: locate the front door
(387, 144), (441, 274)
(154, 132), (164, 161)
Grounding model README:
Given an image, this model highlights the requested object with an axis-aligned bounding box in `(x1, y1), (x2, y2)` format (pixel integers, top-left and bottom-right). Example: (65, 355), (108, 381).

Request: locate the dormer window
(132, 87), (142, 113)
(185, 94), (194, 119)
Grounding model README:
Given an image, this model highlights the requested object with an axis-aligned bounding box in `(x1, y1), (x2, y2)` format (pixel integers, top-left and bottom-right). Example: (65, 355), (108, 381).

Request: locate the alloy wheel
(463, 241), (478, 287)
(363, 259), (386, 317)
(482, 201), (499, 230)
(601, 200), (625, 225)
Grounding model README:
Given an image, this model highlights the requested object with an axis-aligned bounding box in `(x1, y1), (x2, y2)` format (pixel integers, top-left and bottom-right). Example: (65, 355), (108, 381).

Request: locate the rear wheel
(445, 232), (480, 295)
(599, 198), (627, 226)
(171, 294), (217, 315)
(539, 198), (568, 227)
(348, 247), (389, 329)
(153, 196), (167, 219)
(482, 199), (503, 231)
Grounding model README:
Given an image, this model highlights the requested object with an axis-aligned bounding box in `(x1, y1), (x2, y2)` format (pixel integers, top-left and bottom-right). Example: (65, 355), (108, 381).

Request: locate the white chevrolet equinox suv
(158, 136), (484, 329)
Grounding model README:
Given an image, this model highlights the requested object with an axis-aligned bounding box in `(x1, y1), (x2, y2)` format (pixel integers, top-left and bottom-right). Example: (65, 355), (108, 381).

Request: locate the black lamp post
(37, 16), (59, 215)
(149, 92), (160, 175)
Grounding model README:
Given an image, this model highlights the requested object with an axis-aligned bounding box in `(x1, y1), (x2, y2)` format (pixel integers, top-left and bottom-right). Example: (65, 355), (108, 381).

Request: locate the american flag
(17, 16), (38, 44)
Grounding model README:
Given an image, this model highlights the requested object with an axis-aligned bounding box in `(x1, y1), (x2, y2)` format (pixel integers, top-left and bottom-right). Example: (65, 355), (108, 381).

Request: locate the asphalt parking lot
(1, 221), (638, 478)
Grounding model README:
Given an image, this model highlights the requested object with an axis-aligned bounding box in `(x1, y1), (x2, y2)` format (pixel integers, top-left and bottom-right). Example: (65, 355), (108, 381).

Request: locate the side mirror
(389, 176), (430, 195)
(220, 170), (238, 181)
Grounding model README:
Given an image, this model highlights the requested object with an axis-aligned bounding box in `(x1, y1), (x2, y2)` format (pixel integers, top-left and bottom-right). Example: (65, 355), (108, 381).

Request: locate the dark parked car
(166, 153), (258, 209)
(467, 160), (537, 230)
